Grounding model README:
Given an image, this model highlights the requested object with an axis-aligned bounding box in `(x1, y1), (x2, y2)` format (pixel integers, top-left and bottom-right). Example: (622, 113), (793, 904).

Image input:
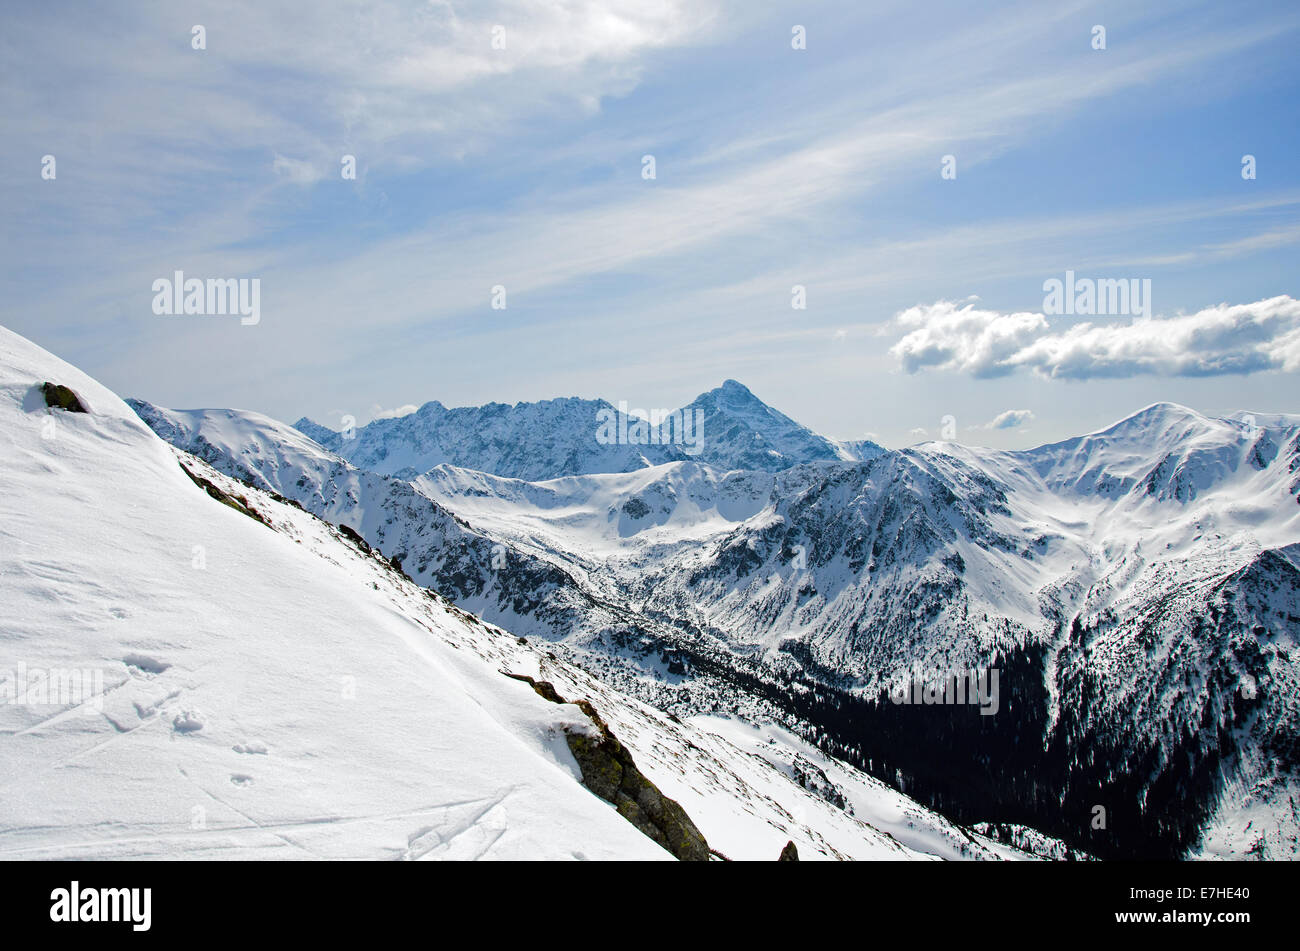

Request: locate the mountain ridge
(291, 380), (885, 481)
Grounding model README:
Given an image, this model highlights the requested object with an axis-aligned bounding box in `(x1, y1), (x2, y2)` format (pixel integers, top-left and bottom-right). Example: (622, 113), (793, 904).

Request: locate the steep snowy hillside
(3, 326), (1030, 861)
(0, 330), (668, 860)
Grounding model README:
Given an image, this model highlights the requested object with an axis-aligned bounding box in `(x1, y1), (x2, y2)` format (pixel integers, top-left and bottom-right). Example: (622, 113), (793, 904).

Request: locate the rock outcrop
(505, 673), (710, 861)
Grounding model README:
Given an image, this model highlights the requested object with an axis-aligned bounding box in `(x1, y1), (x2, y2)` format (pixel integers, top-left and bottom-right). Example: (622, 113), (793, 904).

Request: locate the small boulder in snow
(41, 381), (88, 413)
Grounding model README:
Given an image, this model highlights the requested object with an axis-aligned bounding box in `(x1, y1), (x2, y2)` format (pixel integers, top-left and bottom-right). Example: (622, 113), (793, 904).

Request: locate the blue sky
(3, 0), (1298, 447)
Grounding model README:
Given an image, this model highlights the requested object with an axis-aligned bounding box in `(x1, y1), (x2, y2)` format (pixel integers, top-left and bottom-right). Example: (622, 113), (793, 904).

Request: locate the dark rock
(338, 524), (371, 553)
(778, 840), (799, 861)
(621, 497), (651, 519)
(503, 672), (711, 861)
(503, 673), (567, 705)
(41, 382), (88, 413)
(177, 462), (270, 527)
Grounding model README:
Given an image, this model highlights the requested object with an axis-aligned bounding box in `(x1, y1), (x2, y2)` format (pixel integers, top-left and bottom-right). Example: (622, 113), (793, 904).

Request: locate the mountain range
(291, 379), (883, 480)
(7, 319), (1297, 859)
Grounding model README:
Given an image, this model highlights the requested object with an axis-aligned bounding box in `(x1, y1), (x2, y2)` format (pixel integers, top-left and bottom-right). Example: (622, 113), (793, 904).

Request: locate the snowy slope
(2, 325), (1027, 861)
(0, 328), (669, 860)
(124, 400), (347, 497)
(415, 461), (780, 559)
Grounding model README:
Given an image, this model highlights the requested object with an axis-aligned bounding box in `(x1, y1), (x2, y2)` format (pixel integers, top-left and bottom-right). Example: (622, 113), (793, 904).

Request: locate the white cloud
(891, 301), (1048, 377)
(890, 296), (1300, 380)
(984, 409), (1034, 430)
(370, 403), (420, 420)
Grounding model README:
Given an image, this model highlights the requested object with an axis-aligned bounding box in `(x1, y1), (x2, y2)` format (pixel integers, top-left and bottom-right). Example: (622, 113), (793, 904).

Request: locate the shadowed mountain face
(292, 380), (883, 481)
(134, 384), (1300, 860)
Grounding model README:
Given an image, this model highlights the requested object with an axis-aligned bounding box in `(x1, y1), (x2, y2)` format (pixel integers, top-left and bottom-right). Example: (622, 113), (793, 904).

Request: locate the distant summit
(293, 382), (883, 480)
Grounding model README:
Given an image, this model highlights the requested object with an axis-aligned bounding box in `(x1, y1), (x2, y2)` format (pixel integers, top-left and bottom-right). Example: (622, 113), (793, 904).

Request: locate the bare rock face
(505, 673), (710, 861)
(177, 460), (270, 527)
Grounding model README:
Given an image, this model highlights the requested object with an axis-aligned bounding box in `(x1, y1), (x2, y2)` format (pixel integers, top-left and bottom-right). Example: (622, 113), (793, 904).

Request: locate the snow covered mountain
(293, 380), (882, 481)
(3, 324), (1038, 861)
(621, 405), (1300, 858)
(678, 379), (881, 470)
(129, 367), (1300, 859)
(296, 397), (663, 482)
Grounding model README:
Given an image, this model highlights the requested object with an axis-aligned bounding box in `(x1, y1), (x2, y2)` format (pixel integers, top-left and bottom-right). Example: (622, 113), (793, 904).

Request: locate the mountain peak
(1088, 401), (1209, 441)
(1119, 400), (1202, 424)
(292, 416), (340, 447)
(692, 379), (770, 412)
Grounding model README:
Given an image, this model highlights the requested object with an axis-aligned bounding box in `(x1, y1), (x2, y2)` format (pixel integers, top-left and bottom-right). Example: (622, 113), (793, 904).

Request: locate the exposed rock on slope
(506, 673), (709, 861)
